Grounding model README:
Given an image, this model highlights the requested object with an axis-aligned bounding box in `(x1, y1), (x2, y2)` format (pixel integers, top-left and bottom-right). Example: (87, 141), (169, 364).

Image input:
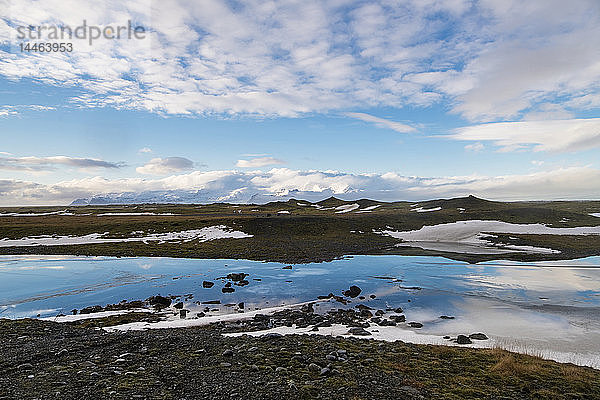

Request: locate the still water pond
(1, 255), (599, 367)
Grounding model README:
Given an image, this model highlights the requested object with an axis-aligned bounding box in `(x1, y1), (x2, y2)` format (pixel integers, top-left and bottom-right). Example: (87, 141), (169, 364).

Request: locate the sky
(0, 0), (599, 205)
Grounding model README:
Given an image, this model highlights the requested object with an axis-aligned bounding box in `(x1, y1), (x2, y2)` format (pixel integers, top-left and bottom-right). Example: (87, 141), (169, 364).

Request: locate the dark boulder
(457, 335), (472, 344)
(146, 296), (171, 309)
(348, 327), (371, 336)
(343, 285), (362, 298)
(227, 273), (248, 282)
(469, 333), (488, 340)
(202, 281), (214, 288)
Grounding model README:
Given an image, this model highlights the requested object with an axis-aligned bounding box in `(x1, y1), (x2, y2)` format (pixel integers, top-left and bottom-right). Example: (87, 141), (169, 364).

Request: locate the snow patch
(0, 225), (253, 247)
(334, 204), (360, 213)
(377, 220), (600, 254)
(96, 212), (176, 216)
(412, 207), (442, 213)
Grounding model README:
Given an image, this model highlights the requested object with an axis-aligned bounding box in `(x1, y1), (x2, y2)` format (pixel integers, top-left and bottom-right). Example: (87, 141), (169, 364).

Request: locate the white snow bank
(0, 210), (74, 217)
(335, 204), (360, 213)
(356, 205), (381, 213)
(224, 323), (493, 348)
(96, 213), (176, 216)
(104, 300), (322, 332)
(590, 213), (600, 218)
(377, 220), (600, 254)
(41, 309), (153, 322)
(277, 210), (290, 214)
(412, 207), (442, 213)
(0, 225), (253, 247)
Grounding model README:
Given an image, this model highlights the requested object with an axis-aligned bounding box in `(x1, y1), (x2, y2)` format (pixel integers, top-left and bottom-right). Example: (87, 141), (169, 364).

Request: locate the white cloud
(1, 166), (600, 206)
(236, 157), (285, 168)
(344, 112), (417, 133)
(138, 147), (152, 154)
(136, 157), (194, 175)
(450, 118), (600, 153)
(0, 155), (122, 171)
(464, 142), (484, 152)
(1, 1), (596, 121)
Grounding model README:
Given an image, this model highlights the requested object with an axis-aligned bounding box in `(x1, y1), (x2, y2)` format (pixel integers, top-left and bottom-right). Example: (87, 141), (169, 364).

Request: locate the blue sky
(0, 0), (599, 205)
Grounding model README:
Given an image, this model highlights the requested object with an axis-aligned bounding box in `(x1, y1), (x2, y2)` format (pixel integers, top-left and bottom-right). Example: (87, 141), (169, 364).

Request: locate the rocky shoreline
(1, 315), (599, 400)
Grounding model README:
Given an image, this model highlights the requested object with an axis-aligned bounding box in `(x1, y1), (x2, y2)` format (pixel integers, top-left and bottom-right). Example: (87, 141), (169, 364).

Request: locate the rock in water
(343, 285), (362, 298)
(469, 333), (488, 340)
(202, 281), (214, 288)
(456, 335), (472, 344)
(227, 273), (248, 282)
(146, 295), (171, 309)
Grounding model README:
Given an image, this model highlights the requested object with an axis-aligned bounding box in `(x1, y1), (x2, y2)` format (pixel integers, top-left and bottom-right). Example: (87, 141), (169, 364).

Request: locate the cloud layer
(236, 157), (285, 168)
(1, 167), (599, 206)
(0, 156), (122, 171)
(450, 118), (600, 153)
(136, 157), (194, 175)
(1, 0), (598, 121)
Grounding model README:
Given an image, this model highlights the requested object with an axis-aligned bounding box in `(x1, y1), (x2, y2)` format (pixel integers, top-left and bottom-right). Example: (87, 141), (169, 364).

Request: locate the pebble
(222, 349), (234, 357)
(308, 363), (320, 373)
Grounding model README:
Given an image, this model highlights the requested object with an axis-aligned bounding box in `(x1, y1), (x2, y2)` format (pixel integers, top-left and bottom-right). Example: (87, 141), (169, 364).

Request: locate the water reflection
(1, 255), (599, 367)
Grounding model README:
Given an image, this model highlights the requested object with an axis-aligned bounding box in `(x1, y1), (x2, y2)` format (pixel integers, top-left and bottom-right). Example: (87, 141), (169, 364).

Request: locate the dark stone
(261, 333), (283, 340)
(440, 315), (455, 320)
(202, 300), (221, 304)
(443, 335), (450, 339)
(179, 309), (187, 319)
(456, 335), (472, 344)
(389, 315), (406, 322)
(79, 305), (103, 314)
(408, 322), (423, 328)
(202, 281), (214, 288)
(348, 327), (371, 336)
(227, 273), (248, 281)
(146, 296), (171, 309)
(394, 307), (404, 313)
(370, 294), (376, 299)
(222, 349), (234, 357)
(237, 302), (245, 309)
(174, 302), (184, 309)
(282, 265), (293, 270)
(469, 333), (488, 340)
(343, 285), (362, 298)
(375, 310), (384, 316)
(222, 287), (235, 293)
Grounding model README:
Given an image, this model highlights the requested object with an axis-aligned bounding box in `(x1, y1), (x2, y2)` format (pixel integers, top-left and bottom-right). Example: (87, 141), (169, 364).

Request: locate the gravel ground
(1, 317), (599, 400)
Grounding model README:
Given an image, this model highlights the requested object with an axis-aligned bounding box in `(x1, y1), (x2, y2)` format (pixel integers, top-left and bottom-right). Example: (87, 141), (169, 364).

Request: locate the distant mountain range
(70, 189), (343, 205)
